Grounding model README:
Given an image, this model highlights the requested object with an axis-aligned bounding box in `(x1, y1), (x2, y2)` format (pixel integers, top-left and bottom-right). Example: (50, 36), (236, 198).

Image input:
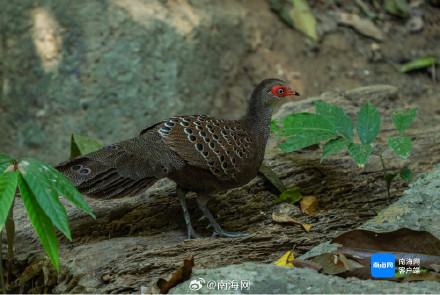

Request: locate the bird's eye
(278, 88), (284, 94)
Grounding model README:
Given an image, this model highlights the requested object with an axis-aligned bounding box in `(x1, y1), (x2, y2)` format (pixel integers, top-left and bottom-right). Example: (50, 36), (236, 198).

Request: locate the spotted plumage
(55, 78), (299, 238)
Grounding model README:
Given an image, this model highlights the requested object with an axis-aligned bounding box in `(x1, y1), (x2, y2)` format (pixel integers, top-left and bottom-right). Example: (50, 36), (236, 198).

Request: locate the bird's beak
(287, 89), (300, 96)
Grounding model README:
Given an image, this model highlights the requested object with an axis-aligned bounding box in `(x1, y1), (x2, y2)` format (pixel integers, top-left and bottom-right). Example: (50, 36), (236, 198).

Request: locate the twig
(0, 229), (6, 294)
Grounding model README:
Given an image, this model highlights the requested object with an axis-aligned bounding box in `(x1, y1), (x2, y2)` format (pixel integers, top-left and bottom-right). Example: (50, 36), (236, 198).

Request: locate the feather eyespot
(103, 145), (117, 150)
(180, 122), (190, 126)
(79, 168), (91, 174)
(199, 131), (206, 137)
(222, 162), (228, 169)
(182, 118), (191, 122)
(193, 121), (201, 126)
(195, 143), (203, 151)
(188, 135), (196, 142)
(165, 122), (175, 127)
(184, 128), (193, 134)
(117, 150), (125, 155)
(72, 165), (82, 171)
(196, 126), (203, 130)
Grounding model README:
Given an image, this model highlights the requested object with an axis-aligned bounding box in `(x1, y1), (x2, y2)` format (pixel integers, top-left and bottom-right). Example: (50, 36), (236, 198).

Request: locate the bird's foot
(211, 229), (248, 238)
(186, 226), (208, 239)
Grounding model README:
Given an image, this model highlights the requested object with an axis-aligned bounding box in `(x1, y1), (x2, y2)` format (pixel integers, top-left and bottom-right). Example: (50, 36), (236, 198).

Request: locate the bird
(56, 78), (300, 239)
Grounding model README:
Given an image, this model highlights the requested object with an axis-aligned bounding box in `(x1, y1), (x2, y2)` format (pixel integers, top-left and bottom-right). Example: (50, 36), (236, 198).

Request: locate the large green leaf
(18, 174), (59, 272)
(321, 137), (350, 162)
(19, 158), (95, 219)
(0, 171), (18, 232)
(315, 101), (354, 140)
(348, 143), (373, 167)
(70, 134), (103, 159)
(388, 136), (412, 159)
(279, 113), (337, 137)
(391, 108), (418, 135)
(400, 57), (436, 73)
(356, 102), (381, 145)
(19, 160), (71, 240)
(0, 153), (15, 173)
(280, 130), (337, 153)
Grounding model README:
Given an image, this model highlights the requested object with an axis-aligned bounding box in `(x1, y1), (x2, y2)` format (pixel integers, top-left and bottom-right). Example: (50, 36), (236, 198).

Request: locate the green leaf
(315, 101), (354, 140)
(0, 153), (15, 173)
(70, 134), (103, 159)
(19, 158), (95, 219)
(18, 174), (59, 273)
(0, 171), (18, 232)
(399, 167), (413, 182)
(279, 113), (337, 137)
(388, 136), (412, 159)
(384, 172), (397, 183)
(290, 0), (318, 41)
(385, 0), (409, 18)
(273, 187), (303, 204)
(321, 137), (350, 162)
(391, 108), (418, 135)
(280, 130), (337, 153)
(270, 119), (280, 133)
(348, 143), (373, 167)
(400, 57), (436, 73)
(356, 102), (381, 145)
(18, 160), (72, 240)
(259, 164), (286, 193)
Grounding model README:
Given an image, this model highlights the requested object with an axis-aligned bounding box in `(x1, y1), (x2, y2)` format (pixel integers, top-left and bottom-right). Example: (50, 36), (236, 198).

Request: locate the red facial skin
(270, 86), (299, 97)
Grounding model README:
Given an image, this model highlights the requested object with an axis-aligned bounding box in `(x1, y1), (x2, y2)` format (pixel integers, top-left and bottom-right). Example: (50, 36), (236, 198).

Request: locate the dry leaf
(272, 212), (311, 232)
(147, 255), (194, 294)
(338, 12), (384, 41)
(274, 251), (295, 267)
(20, 260), (44, 283)
(300, 196), (317, 215)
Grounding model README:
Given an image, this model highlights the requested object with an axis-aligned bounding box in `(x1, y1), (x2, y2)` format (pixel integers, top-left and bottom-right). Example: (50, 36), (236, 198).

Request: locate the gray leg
(176, 186), (204, 239)
(196, 195), (248, 238)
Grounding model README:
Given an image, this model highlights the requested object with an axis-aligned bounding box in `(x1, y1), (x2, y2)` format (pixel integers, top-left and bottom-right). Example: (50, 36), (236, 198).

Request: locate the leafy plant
(0, 153), (95, 284)
(272, 101), (417, 199)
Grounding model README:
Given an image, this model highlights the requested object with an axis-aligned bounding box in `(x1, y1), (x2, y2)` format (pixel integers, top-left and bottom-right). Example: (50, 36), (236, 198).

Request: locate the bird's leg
(176, 186), (204, 239)
(195, 195), (248, 238)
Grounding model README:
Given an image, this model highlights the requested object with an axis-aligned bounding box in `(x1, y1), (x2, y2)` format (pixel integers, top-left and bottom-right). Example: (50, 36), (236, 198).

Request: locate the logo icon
(371, 253), (395, 278)
(188, 278), (205, 291)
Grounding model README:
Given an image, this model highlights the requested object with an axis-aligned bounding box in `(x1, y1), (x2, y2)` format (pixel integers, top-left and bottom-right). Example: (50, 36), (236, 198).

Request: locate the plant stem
(0, 229), (6, 294)
(372, 151), (391, 202)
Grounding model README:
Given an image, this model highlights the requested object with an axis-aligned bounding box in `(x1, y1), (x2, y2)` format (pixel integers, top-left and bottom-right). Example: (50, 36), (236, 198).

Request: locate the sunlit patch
(32, 8), (63, 73)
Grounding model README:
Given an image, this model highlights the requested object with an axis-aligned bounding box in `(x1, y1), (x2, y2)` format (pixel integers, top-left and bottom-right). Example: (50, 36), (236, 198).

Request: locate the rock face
(0, 0), (263, 163)
(5, 85), (440, 293)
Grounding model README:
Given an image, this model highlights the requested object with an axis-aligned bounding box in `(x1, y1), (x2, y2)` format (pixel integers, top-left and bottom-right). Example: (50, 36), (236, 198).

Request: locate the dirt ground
(2, 1), (440, 293)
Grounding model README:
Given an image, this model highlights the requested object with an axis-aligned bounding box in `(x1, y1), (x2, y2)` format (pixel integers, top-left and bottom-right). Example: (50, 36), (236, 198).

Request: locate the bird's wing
(56, 122), (185, 198)
(159, 115), (254, 180)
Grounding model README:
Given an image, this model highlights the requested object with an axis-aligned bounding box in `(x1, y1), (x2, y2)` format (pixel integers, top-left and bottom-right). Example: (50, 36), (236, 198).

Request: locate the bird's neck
(240, 102), (274, 146)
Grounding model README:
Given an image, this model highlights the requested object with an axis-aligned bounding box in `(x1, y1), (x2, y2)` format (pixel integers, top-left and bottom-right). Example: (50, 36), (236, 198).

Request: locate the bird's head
(251, 78), (300, 108)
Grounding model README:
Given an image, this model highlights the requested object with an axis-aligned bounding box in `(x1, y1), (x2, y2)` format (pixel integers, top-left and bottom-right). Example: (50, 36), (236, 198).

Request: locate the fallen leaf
(290, 259), (323, 272)
(385, 0), (409, 18)
(290, 0), (318, 41)
(300, 196), (317, 215)
(272, 212), (311, 232)
(331, 228), (440, 270)
(400, 57), (436, 73)
(20, 260), (44, 283)
(274, 251), (295, 267)
(259, 163), (286, 193)
(402, 272), (440, 282)
(148, 255), (194, 294)
(309, 253), (348, 275)
(273, 187), (303, 204)
(338, 12), (384, 41)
